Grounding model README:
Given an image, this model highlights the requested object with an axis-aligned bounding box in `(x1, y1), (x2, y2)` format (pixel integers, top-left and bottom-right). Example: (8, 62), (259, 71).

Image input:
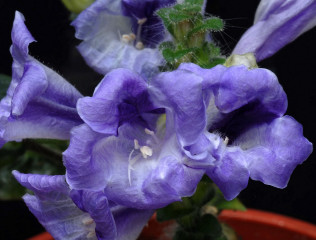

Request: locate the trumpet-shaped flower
(64, 68), (205, 209)
(0, 12), (83, 147)
(150, 63), (313, 200)
(233, 0), (316, 61)
(13, 171), (153, 240)
(72, 0), (178, 78)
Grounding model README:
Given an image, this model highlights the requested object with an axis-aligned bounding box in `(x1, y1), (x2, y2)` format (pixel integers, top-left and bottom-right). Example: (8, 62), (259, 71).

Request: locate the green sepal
(0, 74), (11, 99)
(156, 8), (174, 35)
(169, 11), (194, 23)
(162, 48), (195, 63)
(208, 43), (221, 57)
(188, 17), (224, 39)
(184, 0), (205, 6)
(159, 41), (175, 51)
(209, 187), (247, 212)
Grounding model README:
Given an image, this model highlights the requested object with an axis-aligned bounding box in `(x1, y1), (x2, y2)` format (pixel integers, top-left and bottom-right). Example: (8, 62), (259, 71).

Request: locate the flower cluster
(1, 0), (314, 239)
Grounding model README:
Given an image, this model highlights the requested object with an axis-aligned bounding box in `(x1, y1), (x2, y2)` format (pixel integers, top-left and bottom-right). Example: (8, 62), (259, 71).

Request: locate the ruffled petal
(0, 11), (83, 146)
(77, 68), (155, 135)
(13, 171), (99, 240)
(235, 116), (313, 188)
(65, 121), (204, 209)
(72, 0), (163, 78)
(206, 146), (249, 201)
(233, 0), (316, 61)
(112, 207), (154, 240)
(64, 124), (107, 191)
(215, 65), (287, 116)
(149, 69), (206, 148)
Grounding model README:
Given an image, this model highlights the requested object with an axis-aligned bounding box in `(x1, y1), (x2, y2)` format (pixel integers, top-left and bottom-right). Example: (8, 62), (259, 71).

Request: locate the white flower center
(128, 127), (158, 185)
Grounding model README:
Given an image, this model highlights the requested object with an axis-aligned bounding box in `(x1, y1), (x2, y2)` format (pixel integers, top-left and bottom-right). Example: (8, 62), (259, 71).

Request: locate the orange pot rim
(219, 208), (316, 239)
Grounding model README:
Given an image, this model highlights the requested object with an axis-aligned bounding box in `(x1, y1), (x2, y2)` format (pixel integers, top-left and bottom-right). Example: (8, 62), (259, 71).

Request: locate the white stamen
(145, 128), (155, 136)
(129, 33), (136, 40)
(137, 18), (147, 25)
(224, 136), (229, 145)
(82, 217), (94, 226)
(121, 34), (132, 43)
(134, 139), (140, 149)
(135, 41), (144, 50)
(140, 146), (153, 159)
(135, 18), (147, 48)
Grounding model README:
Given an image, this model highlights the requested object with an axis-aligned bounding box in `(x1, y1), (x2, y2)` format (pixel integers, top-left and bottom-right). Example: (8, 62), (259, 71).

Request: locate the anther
(138, 18), (147, 25)
(140, 146), (153, 159)
(129, 33), (136, 41)
(82, 217), (94, 226)
(145, 128), (155, 136)
(122, 34), (132, 43)
(135, 42), (144, 50)
(224, 136), (229, 145)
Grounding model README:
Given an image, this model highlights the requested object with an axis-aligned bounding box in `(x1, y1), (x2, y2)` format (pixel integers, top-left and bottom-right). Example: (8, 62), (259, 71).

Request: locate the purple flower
(13, 171), (153, 240)
(72, 0), (178, 78)
(150, 63), (312, 200)
(0, 12), (83, 147)
(64, 68), (204, 209)
(233, 0), (316, 61)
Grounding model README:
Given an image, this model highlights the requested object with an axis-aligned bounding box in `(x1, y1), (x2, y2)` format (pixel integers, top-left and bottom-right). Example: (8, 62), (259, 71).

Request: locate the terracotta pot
(219, 209), (316, 240)
(29, 209), (316, 240)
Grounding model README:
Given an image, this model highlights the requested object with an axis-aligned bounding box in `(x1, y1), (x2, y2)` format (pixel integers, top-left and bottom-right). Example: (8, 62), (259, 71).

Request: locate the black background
(0, 0), (315, 239)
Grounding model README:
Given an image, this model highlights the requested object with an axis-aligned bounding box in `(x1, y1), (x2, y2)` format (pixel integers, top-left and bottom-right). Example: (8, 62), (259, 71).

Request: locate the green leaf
(0, 140), (66, 200)
(0, 74), (11, 99)
(196, 214), (222, 237)
(190, 177), (215, 207)
(157, 198), (195, 221)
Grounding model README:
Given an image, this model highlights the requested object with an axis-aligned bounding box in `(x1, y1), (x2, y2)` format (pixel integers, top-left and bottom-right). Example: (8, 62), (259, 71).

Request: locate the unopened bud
(224, 53), (258, 69)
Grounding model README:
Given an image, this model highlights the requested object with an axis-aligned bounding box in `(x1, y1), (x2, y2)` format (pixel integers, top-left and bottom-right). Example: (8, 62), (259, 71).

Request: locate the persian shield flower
(233, 0), (316, 61)
(150, 63), (313, 200)
(72, 0), (178, 78)
(13, 171), (153, 240)
(0, 12), (83, 147)
(64, 68), (205, 209)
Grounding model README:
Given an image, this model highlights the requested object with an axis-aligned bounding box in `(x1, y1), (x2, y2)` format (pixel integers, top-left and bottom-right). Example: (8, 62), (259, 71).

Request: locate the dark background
(0, 0), (315, 239)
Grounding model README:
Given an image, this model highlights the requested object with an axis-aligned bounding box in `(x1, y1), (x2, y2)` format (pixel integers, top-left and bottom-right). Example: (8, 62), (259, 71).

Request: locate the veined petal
(77, 68), (156, 135)
(235, 116), (313, 188)
(150, 69), (206, 148)
(72, 0), (163, 77)
(206, 146), (249, 201)
(233, 0), (316, 61)
(215, 65), (287, 116)
(65, 121), (204, 209)
(64, 124), (107, 191)
(10, 11), (35, 63)
(0, 11), (83, 146)
(14, 171), (152, 240)
(13, 171), (100, 240)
